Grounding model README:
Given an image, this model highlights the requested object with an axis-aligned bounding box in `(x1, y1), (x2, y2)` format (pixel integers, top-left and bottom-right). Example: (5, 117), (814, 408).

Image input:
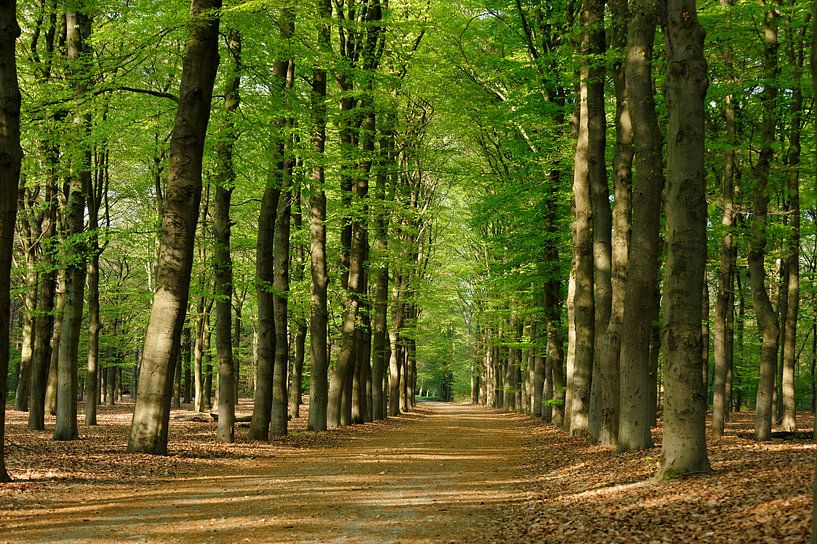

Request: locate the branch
(93, 86), (178, 103)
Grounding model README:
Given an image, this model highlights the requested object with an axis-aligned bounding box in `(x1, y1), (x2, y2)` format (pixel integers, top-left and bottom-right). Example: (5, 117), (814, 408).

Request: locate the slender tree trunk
(213, 28), (241, 443)
(127, 0), (221, 454)
(702, 280), (710, 406)
(780, 10), (803, 432)
(29, 178), (57, 430)
(271, 138), (293, 437)
(306, 0), (331, 431)
(599, 0), (633, 446)
(14, 227), (36, 412)
(657, 0), (711, 478)
(45, 275), (64, 416)
(54, 7), (93, 442)
(749, 0), (781, 442)
(712, 0), (738, 433)
(0, 0), (22, 481)
(617, 0), (662, 452)
(569, 0), (605, 439)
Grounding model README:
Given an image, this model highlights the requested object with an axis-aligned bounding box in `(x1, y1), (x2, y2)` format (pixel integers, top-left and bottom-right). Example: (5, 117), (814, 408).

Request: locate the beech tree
(0, 0), (22, 481)
(127, 0), (221, 455)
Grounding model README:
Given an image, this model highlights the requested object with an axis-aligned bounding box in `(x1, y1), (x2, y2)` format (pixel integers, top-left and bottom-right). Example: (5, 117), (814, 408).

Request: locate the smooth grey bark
(657, 0), (711, 479)
(127, 0), (221, 454)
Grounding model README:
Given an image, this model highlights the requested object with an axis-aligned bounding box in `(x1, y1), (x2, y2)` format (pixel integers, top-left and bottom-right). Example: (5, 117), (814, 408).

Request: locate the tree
(617, 0), (663, 453)
(0, 0), (22, 482)
(127, 0), (221, 455)
(657, 0), (711, 478)
(54, 5), (92, 441)
(213, 28), (242, 443)
(568, 0), (605, 439)
(307, 0), (332, 432)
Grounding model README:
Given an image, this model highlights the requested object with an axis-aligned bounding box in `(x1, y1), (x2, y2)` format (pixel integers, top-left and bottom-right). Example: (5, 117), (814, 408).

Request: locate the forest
(1, 0), (817, 541)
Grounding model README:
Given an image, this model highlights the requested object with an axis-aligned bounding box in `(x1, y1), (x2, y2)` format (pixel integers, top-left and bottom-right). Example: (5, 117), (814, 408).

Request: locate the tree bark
(599, 0), (632, 447)
(306, 0), (331, 433)
(712, 0), (738, 434)
(54, 6), (92, 442)
(617, 0), (663, 452)
(569, 0), (604, 439)
(127, 0), (221, 454)
(748, 0), (781, 443)
(0, 0), (22, 481)
(657, 0), (711, 478)
(29, 175), (57, 430)
(213, 28), (241, 443)
(780, 7), (804, 432)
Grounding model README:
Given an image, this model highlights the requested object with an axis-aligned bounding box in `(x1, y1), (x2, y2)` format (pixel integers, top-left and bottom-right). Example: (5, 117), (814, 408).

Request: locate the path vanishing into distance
(3, 403), (534, 543)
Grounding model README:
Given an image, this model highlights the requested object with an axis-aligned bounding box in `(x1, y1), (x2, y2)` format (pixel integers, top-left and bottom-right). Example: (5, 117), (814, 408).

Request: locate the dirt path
(2, 403), (533, 543)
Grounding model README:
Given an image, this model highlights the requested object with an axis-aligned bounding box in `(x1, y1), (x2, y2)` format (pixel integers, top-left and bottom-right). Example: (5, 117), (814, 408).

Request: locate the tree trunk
(599, 0), (632, 447)
(271, 141), (293, 437)
(213, 28), (241, 443)
(45, 275), (64, 416)
(29, 178), (57, 430)
(569, 0), (604, 440)
(617, 0), (663, 452)
(54, 7), (93, 442)
(127, 0), (221, 454)
(306, 0), (331, 432)
(748, 1), (781, 443)
(712, 0), (738, 433)
(702, 280), (710, 407)
(0, 0), (22, 481)
(14, 224), (36, 413)
(657, 0), (711, 478)
(780, 11), (804, 432)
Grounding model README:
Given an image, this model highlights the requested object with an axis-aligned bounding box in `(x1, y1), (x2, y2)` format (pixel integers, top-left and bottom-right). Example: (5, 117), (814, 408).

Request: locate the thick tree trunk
(0, 0), (22, 481)
(127, 0), (221, 454)
(657, 0), (711, 478)
(749, 1), (781, 443)
(213, 28), (241, 443)
(617, 0), (662, 452)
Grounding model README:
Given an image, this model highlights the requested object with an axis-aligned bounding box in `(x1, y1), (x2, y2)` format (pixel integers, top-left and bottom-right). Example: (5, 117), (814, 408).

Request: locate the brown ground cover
(0, 401), (813, 543)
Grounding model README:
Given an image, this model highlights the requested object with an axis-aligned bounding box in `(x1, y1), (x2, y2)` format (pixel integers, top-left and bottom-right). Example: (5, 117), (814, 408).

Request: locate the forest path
(5, 403), (533, 543)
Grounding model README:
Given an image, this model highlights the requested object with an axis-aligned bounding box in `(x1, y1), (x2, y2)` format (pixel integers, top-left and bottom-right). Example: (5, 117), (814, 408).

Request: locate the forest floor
(0, 400), (813, 543)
